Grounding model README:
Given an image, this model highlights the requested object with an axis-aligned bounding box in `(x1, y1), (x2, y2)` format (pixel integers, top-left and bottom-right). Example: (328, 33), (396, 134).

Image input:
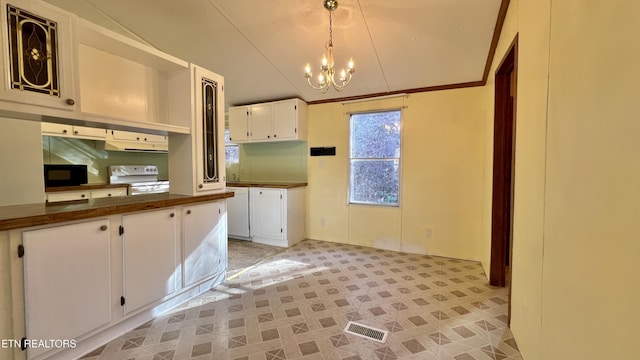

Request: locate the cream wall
(483, 0), (639, 359)
(0, 118), (45, 206)
(540, 1), (640, 358)
(307, 89), (486, 260)
(480, 0), (551, 359)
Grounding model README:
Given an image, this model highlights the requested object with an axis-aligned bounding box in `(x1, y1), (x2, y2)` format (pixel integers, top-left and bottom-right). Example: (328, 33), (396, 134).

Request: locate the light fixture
(304, 0), (355, 93)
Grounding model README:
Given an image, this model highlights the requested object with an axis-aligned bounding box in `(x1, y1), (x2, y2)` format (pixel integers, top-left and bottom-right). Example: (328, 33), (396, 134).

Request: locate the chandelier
(304, 0), (355, 93)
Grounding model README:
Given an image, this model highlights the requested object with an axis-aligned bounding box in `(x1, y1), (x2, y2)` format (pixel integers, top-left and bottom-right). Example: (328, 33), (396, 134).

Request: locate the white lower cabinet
(122, 208), (178, 315)
(249, 187), (306, 247)
(227, 187), (250, 239)
(18, 200), (228, 360)
(22, 219), (111, 359)
(251, 188), (285, 240)
(183, 201), (226, 287)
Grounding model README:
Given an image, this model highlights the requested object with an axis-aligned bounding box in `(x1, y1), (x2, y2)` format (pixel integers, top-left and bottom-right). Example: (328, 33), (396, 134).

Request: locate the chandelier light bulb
(348, 58), (354, 70)
(305, 63), (311, 76)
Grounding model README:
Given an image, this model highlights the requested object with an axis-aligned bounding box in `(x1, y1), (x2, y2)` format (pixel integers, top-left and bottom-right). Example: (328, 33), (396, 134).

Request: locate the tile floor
(81, 239), (523, 360)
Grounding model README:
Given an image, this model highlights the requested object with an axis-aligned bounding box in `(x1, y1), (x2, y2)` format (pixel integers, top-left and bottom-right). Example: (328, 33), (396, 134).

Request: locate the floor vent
(343, 321), (389, 343)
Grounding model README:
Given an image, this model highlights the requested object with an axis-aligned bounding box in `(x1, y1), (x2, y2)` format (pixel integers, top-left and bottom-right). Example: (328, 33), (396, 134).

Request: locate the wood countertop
(0, 192), (234, 231)
(226, 182), (307, 189)
(45, 183), (131, 193)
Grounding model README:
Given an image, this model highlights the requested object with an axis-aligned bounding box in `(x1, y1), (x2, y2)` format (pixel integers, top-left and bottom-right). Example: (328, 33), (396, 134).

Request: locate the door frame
(490, 35), (518, 291)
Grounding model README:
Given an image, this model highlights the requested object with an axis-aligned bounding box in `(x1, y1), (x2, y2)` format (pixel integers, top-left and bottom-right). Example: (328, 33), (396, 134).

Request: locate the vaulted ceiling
(45, 0), (506, 108)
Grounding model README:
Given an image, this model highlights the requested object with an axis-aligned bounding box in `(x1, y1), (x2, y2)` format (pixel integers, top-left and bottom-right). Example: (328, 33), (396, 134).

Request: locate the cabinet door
(73, 125), (107, 140)
(228, 106), (249, 143)
(250, 188), (284, 239)
(122, 209), (177, 314)
(110, 130), (142, 142)
(0, 1), (76, 110)
(41, 122), (72, 136)
(248, 103), (273, 141)
(141, 133), (167, 144)
(227, 187), (250, 238)
(194, 65), (225, 192)
(183, 201), (224, 287)
(272, 100), (299, 140)
(23, 219), (111, 359)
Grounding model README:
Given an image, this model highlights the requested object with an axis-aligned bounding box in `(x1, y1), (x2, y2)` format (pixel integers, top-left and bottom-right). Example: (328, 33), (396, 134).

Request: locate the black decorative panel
(6, 4), (60, 96)
(201, 77), (219, 183)
(310, 147), (336, 156)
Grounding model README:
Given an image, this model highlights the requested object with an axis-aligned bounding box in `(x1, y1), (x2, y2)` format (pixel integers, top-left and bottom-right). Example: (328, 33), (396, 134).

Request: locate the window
(349, 110), (401, 206)
(225, 129), (239, 164)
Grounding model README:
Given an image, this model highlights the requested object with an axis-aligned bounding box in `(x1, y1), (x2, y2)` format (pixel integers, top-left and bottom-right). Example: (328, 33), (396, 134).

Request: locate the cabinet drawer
(46, 190), (90, 202)
(91, 188), (128, 199)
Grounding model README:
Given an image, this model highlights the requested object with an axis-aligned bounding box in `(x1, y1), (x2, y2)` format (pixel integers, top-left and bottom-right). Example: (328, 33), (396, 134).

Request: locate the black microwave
(44, 164), (88, 187)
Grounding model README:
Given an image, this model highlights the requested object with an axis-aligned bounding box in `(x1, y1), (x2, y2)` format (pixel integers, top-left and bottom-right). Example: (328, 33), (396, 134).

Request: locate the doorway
(490, 35), (518, 305)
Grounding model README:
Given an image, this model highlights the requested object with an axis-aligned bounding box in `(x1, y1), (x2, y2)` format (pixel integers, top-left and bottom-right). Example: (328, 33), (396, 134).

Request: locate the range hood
(102, 140), (168, 153)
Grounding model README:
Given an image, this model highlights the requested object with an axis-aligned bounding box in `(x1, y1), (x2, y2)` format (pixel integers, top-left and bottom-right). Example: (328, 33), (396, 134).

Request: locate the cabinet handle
(267, 135), (270, 138)
(100, 225), (108, 231)
(62, 129), (67, 134)
(170, 213), (175, 218)
(136, 137), (140, 141)
(108, 193), (112, 197)
(186, 210), (192, 215)
(274, 134), (277, 138)
(144, 138), (148, 141)
(65, 99), (75, 105)
(81, 194), (86, 198)
(199, 184), (204, 189)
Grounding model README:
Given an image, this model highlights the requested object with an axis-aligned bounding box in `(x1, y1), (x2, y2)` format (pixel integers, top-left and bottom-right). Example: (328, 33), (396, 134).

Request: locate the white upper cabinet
(247, 103), (273, 141)
(75, 19), (189, 132)
(273, 98), (307, 141)
(0, 0), (192, 135)
(228, 106), (249, 143)
(41, 122), (107, 140)
(228, 98), (307, 143)
(0, 0), (77, 110)
(168, 64), (226, 195)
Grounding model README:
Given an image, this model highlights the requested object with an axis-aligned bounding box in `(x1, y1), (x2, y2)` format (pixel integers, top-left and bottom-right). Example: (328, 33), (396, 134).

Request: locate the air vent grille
(343, 321), (389, 343)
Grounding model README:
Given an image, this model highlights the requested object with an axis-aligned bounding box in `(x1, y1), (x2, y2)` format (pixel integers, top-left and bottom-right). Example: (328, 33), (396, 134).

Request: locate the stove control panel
(109, 165), (159, 177)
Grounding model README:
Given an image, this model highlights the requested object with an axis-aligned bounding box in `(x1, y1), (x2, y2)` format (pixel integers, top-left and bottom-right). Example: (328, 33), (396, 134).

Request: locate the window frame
(348, 108), (403, 207)
(224, 128), (239, 165)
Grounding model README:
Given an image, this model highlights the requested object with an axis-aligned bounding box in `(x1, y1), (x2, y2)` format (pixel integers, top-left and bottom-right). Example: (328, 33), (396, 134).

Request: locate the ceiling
(44, 0), (505, 108)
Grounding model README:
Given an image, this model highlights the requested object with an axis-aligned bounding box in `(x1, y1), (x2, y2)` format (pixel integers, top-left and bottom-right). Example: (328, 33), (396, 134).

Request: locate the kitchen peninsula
(0, 191), (233, 360)
(0, 0), (228, 359)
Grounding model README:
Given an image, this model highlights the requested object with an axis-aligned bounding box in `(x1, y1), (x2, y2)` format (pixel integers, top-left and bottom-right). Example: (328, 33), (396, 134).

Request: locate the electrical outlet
(425, 228), (432, 238)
